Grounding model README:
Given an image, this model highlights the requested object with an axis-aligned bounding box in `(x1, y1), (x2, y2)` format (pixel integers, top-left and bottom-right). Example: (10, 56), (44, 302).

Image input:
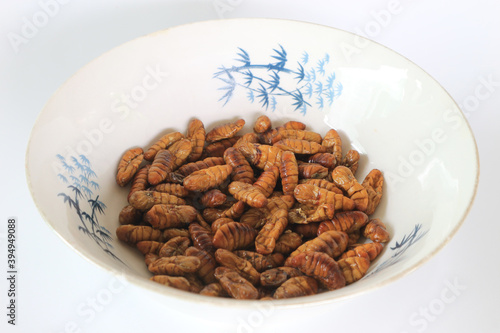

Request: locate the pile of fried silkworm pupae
(115, 115), (388, 300)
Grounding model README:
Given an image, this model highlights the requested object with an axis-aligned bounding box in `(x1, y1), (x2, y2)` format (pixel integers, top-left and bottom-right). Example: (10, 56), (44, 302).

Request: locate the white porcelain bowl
(26, 19), (478, 312)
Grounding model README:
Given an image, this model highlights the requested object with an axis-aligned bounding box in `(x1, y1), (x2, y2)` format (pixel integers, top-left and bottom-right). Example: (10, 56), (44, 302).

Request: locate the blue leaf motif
(270, 96), (277, 112)
(62, 161), (75, 174)
(309, 68), (316, 82)
(103, 249), (123, 263)
(304, 71), (310, 82)
(291, 90), (305, 111)
(58, 193), (72, 207)
(83, 166), (97, 179)
(80, 174), (89, 186)
(213, 66), (228, 78)
(391, 224), (426, 250)
(365, 224), (429, 278)
(300, 103), (307, 116)
(326, 73), (336, 89)
(316, 96), (324, 109)
(267, 71), (280, 93)
(81, 211), (92, 222)
(56, 153), (125, 265)
(90, 180), (100, 190)
(295, 62), (305, 83)
(243, 70), (253, 87)
(78, 225), (91, 237)
(216, 68), (236, 106)
(247, 90), (255, 103)
(235, 47), (250, 66)
(213, 46), (342, 113)
(71, 156), (84, 171)
(326, 88), (335, 106)
(304, 83), (313, 99)
(82, 185), (93, 197)
(80, 155), (91, 166)
(314, 82), (323, 96)
(317, 59), (326, 76)
(271, 44), (287, 69)
(57, 174), (68, 183)
(100, 225), (111, 234)
(336, 82), (343, 97)
(89, 196), (107, 213)
(256, 83), (269, 109)
(97, 229), (113, 243)
(301, 51), (309, 64)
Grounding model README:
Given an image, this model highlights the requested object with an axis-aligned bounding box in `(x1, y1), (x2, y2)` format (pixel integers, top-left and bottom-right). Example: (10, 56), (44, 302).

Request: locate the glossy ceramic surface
(26, 19), (478, 309)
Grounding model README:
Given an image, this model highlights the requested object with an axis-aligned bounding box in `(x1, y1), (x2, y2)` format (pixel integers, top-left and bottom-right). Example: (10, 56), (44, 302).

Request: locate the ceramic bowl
(26, 19), (478, 312)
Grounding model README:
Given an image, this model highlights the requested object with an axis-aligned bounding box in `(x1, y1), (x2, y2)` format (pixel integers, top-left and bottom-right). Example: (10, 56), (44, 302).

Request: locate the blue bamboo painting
(365, 224), (429, 277)
(214, 45), (343, 114)
(56, 154), (124, 264)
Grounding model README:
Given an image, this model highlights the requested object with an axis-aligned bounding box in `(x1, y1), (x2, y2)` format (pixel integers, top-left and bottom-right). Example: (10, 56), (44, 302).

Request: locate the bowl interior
(26, 19), (478, 307)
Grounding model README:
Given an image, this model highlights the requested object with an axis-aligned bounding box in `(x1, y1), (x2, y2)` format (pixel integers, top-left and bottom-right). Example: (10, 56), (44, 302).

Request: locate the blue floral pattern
(56, 154), (124, 264)
(214, 45), (343, 114)
(365, 224), (429, 277)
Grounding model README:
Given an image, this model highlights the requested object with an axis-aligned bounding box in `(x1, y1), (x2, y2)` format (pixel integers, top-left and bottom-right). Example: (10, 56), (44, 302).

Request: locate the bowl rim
(25, 17), (480, 309)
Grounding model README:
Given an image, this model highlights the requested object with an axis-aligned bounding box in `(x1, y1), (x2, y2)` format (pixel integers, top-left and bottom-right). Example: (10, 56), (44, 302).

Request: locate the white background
(1, 0), (499, 332)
